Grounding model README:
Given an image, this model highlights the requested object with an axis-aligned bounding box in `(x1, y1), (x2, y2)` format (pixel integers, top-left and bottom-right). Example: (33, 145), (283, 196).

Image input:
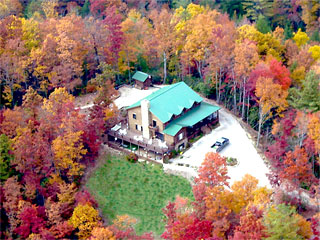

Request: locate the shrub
(86, 84), (97, 93)
(169, 150), (178, 158)
(226, 157), (238, 166)
(126, 153), (138, 163)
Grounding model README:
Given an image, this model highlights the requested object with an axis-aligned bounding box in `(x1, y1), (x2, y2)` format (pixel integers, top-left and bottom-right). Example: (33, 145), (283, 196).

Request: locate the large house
(125, 82), (220, 151)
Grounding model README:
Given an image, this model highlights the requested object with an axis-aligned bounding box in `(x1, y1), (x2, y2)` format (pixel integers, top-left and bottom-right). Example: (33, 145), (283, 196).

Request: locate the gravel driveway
(169, 106), (271, 188)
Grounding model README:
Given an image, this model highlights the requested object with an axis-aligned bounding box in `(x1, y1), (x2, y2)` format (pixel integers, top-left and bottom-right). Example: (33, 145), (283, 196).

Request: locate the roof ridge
(136, 70), (148, 75)
(148, 82), (183, 102)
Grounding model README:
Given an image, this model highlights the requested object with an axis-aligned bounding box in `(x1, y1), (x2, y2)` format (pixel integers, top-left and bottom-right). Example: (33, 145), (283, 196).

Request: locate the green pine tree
(284, 22), (294, 40)
(0, 134), (14, 182)
(256, 14), (271, 33)
(80, 0), (90, 17)
(288, 71), (320, 113)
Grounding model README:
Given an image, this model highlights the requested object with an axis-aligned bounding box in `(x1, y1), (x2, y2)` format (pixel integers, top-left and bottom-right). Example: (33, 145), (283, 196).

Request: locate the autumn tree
(90, 226), (116, 240)
(149, 8), (175, 83)
(208, 15), (236, 104)
(279, 146), (316, 188)
(255, 76), (288, 146)
(308, 112), (320, 154)
(232, 206), (268, 240)
(0, 108), (24, 138)
(103, 6), (123, 68)
(298, 0), (320, 33)
(22, 87), (43, 119)
(69, 203), (101, 239)
(193, 152), (229, 217)
(181, 8), (219, 80)
(309, 45), (320, 62)
(120, 10), (150, 81)
(3, 176), (23, 237)
(14, 205), (46, 239)
(293, 28), (310, 48)
(52, 130), (87, 180)
(234, 39), (259, 119)
(0, 0), (22, 18)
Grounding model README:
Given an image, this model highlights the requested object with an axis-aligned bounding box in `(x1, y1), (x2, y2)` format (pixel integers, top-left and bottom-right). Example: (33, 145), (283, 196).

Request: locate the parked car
(211, 137), (229, 152)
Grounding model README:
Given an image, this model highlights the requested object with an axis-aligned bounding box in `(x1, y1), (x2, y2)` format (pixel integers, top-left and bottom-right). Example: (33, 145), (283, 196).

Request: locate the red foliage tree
(193, 152), (230, 217)
(269, 58), (292, 90)
(75, 188), (98, 207)
(103, 6), (123, 67)
(14, 206), (46, 238)
(280, 146), (316, 188)
(232, 206), (267, 240)
(182, 218), (213, 240)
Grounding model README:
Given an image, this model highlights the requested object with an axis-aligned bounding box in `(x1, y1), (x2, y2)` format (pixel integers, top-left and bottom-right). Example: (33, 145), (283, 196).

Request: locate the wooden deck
(106, 125), (174, 155)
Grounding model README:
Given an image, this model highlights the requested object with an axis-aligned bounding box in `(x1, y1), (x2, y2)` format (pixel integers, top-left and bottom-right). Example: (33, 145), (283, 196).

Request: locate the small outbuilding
(132, 71), (152, 89)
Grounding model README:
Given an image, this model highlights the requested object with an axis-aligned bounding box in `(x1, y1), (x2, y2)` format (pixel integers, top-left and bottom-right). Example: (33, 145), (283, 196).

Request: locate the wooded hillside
(0, 0), (319, 239)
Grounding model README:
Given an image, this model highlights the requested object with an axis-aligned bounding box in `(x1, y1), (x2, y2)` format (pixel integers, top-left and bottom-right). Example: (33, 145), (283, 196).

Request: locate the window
(178, 132), (184, 141)
(141, 126), (143, 131)
(152, 120), (157, 127)
(133, 113), (136, 119)
(135, 124), (138, 130)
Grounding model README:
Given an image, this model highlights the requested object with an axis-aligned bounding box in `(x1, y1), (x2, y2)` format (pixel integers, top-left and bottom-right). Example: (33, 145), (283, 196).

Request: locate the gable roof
(163, 102), (221, 136)
(126, 82), (203, 123)
(132, 71), (150, 82)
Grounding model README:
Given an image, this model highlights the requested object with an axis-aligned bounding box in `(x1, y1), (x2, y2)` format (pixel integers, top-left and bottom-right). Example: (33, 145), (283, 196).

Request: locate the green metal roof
(163, 102), (221, 136)
(132, 71), (150, 82)
(126, 82), (203, 123)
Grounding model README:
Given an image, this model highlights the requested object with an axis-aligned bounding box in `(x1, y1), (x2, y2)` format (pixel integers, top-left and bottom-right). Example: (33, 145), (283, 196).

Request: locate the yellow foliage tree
(181, 10), (218, 79)
(57, 182), (77, 204)
(42, 87), (74, 115)
(237, 24), (284, 61)
(308, 112), (320, 154)
(293, 29), (310, 48)
(296, 214), (312, 239)
(41, 0), (58, 19)
(69, 204), (101, 239)
(308, 45), (320, 61)
(298, 0), (320, 33)
(291, 66), (306, 86)
(52, 130), (86, 178)
(230, 174), (259, 214)
(252, 186), (272, 208)
(0, 0), (22, 18)
(255, 76), (288, 146)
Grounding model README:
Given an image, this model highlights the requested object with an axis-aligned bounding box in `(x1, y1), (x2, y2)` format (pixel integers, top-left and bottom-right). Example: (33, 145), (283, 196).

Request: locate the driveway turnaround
(169, 106), (271, 188)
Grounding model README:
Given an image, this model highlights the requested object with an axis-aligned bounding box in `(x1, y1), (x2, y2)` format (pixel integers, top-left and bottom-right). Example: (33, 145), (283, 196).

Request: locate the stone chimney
(141, 99), (150, 139)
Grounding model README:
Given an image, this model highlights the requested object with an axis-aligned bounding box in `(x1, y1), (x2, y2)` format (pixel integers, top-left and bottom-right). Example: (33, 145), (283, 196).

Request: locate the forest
(0, 0), (319, 239)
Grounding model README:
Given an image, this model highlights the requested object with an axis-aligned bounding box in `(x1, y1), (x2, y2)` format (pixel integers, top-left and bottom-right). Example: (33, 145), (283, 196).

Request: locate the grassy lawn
(86, 155), (194, 236)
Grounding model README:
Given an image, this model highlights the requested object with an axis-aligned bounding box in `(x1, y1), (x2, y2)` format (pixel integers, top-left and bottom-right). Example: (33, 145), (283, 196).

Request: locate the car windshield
(217, 138), (225, 143)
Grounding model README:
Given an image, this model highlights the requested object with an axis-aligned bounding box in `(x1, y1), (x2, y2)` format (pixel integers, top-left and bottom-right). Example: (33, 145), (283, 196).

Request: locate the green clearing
(86, 155), (194, 236)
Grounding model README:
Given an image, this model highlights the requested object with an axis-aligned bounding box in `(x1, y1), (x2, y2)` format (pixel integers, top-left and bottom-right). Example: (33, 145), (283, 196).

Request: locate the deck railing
(107, 130), (174, 154)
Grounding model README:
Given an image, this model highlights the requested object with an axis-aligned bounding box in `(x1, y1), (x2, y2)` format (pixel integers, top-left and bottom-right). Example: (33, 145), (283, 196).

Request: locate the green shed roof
(132, 71), (150, 82)
(126, 82), (203, 123)
(163, 102), (221, 136)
